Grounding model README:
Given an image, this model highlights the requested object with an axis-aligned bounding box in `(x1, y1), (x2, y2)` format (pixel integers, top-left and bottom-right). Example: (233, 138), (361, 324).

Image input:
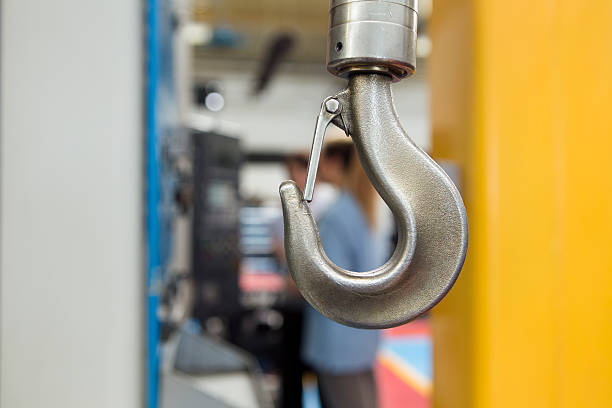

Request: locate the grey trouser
(317, 369), (378, 408)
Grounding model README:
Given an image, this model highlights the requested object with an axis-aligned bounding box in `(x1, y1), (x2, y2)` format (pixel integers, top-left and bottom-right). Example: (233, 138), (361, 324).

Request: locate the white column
(0, 1), (144, 407)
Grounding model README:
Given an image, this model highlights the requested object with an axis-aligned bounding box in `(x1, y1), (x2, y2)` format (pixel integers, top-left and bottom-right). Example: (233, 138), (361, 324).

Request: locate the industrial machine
(191, 130), (242, 331)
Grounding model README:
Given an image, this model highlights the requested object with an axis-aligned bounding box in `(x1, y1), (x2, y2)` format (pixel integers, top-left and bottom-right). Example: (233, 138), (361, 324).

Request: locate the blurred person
(276, 150), (339, 408)
(273, 150), (339, 272)
(301, 135), (381, 408)
(285, 151), (339, 221)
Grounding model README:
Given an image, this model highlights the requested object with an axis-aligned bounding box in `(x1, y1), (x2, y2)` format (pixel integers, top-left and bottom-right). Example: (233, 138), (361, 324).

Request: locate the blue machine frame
(146, 0), (179, 406)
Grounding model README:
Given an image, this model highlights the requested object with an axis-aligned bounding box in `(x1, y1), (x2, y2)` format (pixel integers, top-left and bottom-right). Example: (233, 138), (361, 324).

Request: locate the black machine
(188, 129), (306, 407)
(191, 131), (242, 329)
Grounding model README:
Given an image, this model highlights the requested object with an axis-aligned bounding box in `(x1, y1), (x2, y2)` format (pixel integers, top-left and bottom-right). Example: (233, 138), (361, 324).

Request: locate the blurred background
(1, 1), (611, 408)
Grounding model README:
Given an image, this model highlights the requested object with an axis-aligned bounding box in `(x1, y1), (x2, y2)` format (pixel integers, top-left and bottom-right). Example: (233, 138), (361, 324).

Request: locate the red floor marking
(376, 362), (428, 408)
(383, 319), (430, 338)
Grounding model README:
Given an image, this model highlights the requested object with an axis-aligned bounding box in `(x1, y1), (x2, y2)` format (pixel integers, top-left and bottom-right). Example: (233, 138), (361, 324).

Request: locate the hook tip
(279, 180), (304, 205)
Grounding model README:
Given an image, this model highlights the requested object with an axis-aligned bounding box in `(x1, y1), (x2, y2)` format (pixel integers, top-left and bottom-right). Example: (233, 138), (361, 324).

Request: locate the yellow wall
(430, 1), (612, 407)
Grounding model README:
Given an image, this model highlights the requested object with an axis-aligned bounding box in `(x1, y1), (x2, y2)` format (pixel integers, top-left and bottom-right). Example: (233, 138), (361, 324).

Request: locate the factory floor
(303, 319), (431, 408)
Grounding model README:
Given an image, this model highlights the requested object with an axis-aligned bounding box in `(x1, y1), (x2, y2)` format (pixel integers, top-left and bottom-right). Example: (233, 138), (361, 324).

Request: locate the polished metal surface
(304, 97), (343, 202)
(279, 74), (468, 328)
(327, 0), (418, 81)
(324, 98), (340, 114)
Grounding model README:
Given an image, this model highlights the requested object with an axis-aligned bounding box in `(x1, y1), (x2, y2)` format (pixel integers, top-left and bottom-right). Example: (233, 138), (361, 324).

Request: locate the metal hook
(279, 74), (468, 329)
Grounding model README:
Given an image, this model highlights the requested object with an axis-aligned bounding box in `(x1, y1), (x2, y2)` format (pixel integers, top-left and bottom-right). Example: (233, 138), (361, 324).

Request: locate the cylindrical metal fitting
(327, 0), (418, 81)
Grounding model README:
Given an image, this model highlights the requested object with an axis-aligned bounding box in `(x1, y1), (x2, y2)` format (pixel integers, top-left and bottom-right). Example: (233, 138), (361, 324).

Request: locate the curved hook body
(280, 74), (468, 328)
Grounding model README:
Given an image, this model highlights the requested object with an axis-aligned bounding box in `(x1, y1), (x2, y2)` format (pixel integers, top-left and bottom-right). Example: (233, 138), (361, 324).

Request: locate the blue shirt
(301, 191), (381, 374)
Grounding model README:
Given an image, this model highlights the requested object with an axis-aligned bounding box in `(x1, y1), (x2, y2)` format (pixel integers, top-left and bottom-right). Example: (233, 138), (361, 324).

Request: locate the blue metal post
(146, 0), (161, 406)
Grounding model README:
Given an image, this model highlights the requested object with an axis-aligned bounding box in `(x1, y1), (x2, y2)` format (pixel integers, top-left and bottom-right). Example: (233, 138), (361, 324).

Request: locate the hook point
(279, 180), (303, 203)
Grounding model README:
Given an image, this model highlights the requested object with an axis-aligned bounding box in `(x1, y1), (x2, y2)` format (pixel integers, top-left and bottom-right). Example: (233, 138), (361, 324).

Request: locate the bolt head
(325, 98), (340, 114)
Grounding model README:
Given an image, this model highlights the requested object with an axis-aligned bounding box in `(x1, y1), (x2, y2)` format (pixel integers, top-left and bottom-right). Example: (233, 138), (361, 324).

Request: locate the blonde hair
(324, 140), (377, 229)
(346, 149), (377, 229)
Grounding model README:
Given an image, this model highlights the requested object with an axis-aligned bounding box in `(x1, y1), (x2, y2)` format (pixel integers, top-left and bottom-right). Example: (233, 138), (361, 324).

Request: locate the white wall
(194, 66), (431, 202)
(194, 67), (431, 153)
(1, 1), (143, 407)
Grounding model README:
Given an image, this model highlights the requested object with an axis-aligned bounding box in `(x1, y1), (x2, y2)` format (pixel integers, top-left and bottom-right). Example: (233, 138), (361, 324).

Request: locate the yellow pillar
(430, 1), (612, 407)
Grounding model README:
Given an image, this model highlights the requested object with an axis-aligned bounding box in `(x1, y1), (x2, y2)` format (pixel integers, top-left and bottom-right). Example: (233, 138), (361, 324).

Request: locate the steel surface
(327, 0), (418, 80)
(280, 74), (468, 328)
